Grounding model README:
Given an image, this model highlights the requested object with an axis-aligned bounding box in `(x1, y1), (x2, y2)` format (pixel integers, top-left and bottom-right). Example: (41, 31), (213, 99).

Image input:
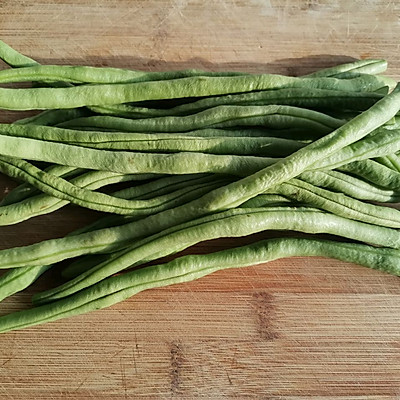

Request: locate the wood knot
(251, 292), (279, 341)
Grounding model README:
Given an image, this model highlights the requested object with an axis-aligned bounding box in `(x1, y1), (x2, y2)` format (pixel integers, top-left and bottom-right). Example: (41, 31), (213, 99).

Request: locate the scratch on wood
(120, 356), (128, 400)
(170, 341), (184, 395)
(251, 292), (279, 341)
(0, 358), (11, 367)
(71, 378), (87, 394)
(131, 348), (138, 375)
(226, 371), (233, 385)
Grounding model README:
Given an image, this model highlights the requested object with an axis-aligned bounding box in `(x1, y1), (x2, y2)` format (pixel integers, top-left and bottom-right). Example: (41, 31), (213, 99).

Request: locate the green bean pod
(14, 108), (91, 126)
(90, 88), (382, 119)
(299, 170), (400, 203)
(0, 74), (388, 110)
(32, 207), (400, 304)
(57, 105), (345, 134)
(0, 174), (231, 300)
(341, 160), (400, 191)
(1, 237), (399, 333)
(0, 136), (275, 176)
(0, 164), (82, 206)
(276, 179), (400, 228)
(305, 59), (388, 78)
(0, 122), (305, 156)
(0, 156), (233, 217)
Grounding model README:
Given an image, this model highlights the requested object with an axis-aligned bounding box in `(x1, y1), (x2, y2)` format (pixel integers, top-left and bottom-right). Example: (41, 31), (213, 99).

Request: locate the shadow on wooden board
(2, 53), (358, 75)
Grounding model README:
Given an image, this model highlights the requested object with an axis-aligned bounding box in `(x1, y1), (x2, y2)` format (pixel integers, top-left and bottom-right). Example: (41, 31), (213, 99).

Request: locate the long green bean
(0, 74), (388, 111)
(0, 136), (275, 176)
(0, 156), (233, 217)
(14, 108), (91, 126)
(31, 207), (400, 304)
(1, 236), (396, 333)
(0, 164), (82, 206)
(276, 178), (400, 228)
(313, 127), (400, 170)
(0, 122), (305, 156)
(299, 170), (400, 203)
(305, 59), (388, 78)
(341, 159), (400, 191)
(0, 174), (232, 299)
(0, 85), (399, 276)
(57, 105), (345, 134)
(0, 40), (37, 67)
(90, 88), (382, 119)
(0, 265), (51, 303)
(0, 168), (163, 225)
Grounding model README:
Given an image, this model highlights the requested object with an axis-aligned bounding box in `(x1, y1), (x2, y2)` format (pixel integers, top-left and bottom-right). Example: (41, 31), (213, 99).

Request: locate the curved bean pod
(32, 207), (400, 304)
(299, 170), (400, 203)
(180, 84), (400, 211)
(313, 127), (400, 170)
(305, 59), (388, 78)
(375, 155), (399, 171)
(0, 40), (37, 67)
(14, 108), (91, 126)
(0, 167), (163, 225)
(0, 64), (248, 85)
(0, 265), (51, 303)
(57, 105), (345, 134)
(90, 88), (382, 119)
(0, 74), (387, 110)
(0, 122), (305, 156)
(0, 156), (233, 216)
(276, 178), (400, 228)
(1, 236), (398, 333)
(341, 160), (400, 191)
(1, 86), (399, 274)
(0, 175), (230, 299)
(0, 136), (275, 176)
(0, 164), (81, 206)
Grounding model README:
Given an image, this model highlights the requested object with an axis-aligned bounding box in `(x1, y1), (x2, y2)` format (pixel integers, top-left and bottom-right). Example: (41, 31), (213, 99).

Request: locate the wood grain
(0, 1), (400, 398)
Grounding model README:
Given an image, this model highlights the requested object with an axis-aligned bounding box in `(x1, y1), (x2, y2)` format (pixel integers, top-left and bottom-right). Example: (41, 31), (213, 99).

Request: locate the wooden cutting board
(0, 1), (399, 398)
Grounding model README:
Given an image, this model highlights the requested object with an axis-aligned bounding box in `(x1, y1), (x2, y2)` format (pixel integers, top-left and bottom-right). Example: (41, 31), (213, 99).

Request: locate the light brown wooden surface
(1, 1), (400, 398)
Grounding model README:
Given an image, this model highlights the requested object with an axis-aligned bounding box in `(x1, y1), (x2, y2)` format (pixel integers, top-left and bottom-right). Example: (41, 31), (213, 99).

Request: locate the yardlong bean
(2, 236), (397, 333)
(0, 168), (164, 225)
(90, 88), (382, 119)
(305, 59), (388, 78)
(299, 170), (400, 203)
(0, 174), (233, 299)
(32, 207), (400, 304)
(0, 135), (275, 176)
(0, 85), (399, 275)
(276, 178), (400, 228)
(0, 74), (388, 111)
(57, 105), (345, 134)
(0, 122), (305, 156)
(175, 84), (400, 212)
(0, 64), (249, 85)
(341, 159), (400, 190)
(313, 126), (400, 170)
(0, 164), (82, 206)
(0, 40), (37, 67)
(0, 156), (233, 217)
(14, 108), (91, 126)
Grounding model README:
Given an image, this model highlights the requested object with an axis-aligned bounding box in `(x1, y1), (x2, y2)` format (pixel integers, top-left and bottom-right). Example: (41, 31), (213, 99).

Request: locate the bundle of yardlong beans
(0, 40), (399, 333)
